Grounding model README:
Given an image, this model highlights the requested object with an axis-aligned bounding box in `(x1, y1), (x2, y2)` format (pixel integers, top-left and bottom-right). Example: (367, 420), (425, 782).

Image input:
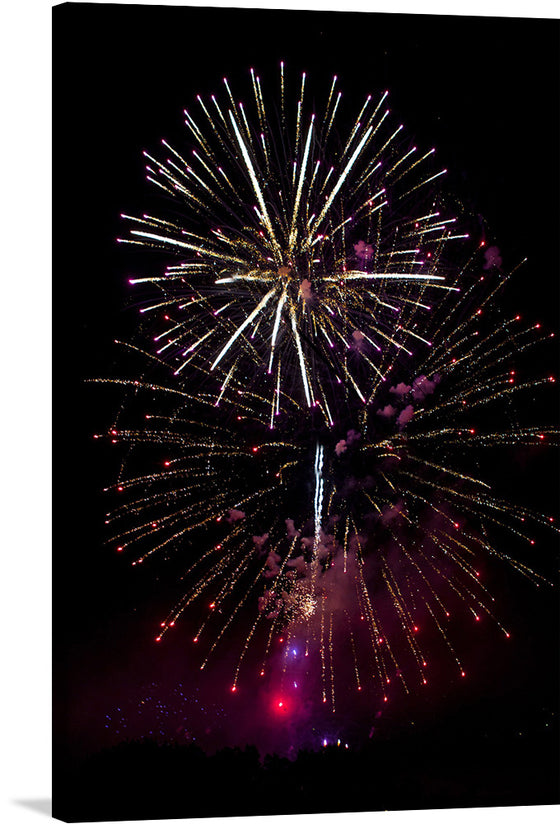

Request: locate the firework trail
(96, 67), (558, 711)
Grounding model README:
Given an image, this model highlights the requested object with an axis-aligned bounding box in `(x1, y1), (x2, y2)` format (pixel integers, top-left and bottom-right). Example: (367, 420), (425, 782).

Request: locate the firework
(98, 67), (558, 710)
(118, 66), (466, 422)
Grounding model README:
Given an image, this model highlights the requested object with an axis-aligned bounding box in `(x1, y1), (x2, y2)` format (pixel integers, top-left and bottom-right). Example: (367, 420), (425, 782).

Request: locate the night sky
(53, 2), (559, 814)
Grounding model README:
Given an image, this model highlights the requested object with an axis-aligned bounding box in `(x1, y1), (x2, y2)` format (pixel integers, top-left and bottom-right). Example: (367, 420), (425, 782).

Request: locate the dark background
(53, 2), (559, 815)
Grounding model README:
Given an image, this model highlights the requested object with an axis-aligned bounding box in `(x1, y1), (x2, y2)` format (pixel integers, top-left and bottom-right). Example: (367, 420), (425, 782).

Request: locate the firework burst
(118, 66), (467, 421)
(97, 67), (558, 710)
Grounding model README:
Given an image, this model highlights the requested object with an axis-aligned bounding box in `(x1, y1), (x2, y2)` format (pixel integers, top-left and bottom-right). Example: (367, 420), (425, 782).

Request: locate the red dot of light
(461, 671), (466, 677)
(252, 446), (259, 453)
(117, 486), (124, 492)
(231, 686), (236, 693)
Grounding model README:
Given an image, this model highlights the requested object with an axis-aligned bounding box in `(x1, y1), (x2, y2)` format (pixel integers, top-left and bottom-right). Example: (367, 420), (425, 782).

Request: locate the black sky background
(54, 1), (559, 780)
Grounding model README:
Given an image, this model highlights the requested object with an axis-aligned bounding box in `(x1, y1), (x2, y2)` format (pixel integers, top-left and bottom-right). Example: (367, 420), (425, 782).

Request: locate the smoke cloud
(390, 382), (411, 398)
(396, 404), (414, 429)
(226, 509), (246, 523)
(377, 403), (396, 419)
(353, 239), (374, 261)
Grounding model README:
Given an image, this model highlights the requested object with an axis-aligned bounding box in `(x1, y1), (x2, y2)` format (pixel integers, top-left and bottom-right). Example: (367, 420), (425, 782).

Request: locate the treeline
(54, 721), (558, 822)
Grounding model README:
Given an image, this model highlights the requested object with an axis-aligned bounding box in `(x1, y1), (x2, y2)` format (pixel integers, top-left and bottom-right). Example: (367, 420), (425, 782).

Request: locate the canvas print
(53, 3), (559, 821)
